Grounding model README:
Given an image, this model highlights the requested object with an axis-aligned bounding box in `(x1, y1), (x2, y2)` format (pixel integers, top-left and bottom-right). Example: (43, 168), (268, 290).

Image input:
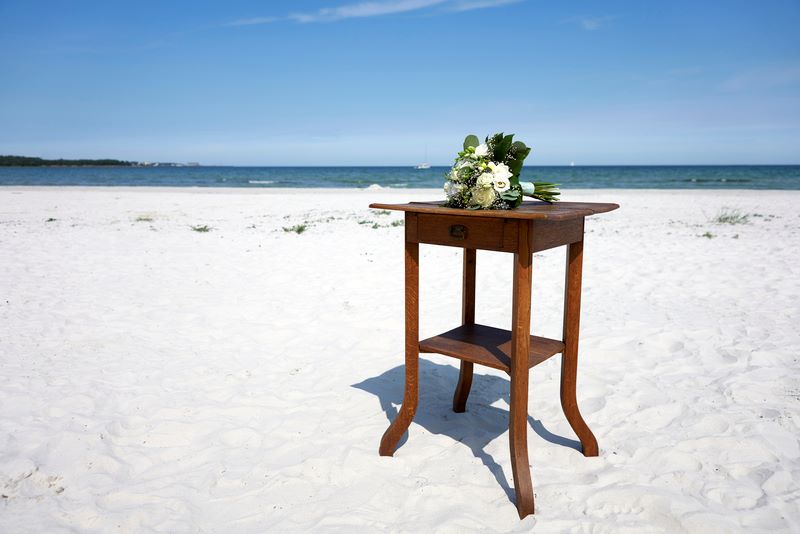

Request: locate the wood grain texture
(410, 214), (519, 252)
(379, 223), (420, 456)
(419, 324), (564, 373)
(560, 239), (599, 457)
(531, 218), (584, 253)
(369, 200), (619, 221)
(510, 220), (535, 518)
(452, 248), (476, 413)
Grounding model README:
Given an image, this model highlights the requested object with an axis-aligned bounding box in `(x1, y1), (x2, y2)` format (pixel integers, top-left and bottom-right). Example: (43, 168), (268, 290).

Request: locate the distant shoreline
(1, 164), (798, 190)
(0, 156), (201, 168)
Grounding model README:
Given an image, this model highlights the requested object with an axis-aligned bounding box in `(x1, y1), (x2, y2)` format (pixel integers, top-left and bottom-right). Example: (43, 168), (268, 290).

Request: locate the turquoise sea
(0, 165), (798, 189)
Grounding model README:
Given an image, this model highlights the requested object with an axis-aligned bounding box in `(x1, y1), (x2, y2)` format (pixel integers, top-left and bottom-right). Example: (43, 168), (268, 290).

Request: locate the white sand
(1, 187), (798, 532)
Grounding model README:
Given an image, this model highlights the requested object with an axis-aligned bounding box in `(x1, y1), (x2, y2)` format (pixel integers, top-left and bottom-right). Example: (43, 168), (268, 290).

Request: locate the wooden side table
(368, 200), (619, 518)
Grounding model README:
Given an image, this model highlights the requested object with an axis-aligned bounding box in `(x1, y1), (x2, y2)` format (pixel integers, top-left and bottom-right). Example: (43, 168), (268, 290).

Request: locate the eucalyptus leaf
(511, 141), (529, 156)
(463, 135), (480, 150)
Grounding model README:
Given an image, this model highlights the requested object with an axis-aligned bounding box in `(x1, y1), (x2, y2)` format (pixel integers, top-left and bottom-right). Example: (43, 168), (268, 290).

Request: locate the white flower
(448, 167), (460, 181)
(476, 172), (494, 189)
(492, 180), (510, 193)
(457, 159), (472, 169)
(471, 186), (496, 208)
(474, 144), (489, 157)
(444, 180), (463, 198)
(488, 161), (513, 183)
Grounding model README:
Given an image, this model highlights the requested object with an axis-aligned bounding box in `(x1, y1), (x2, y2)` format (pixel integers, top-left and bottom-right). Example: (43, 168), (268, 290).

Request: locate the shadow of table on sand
(352, 358), (581, 503)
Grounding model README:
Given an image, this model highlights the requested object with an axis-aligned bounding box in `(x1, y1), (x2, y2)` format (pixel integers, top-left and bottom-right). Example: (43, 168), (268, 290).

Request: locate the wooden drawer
(410, 213), (519, 252)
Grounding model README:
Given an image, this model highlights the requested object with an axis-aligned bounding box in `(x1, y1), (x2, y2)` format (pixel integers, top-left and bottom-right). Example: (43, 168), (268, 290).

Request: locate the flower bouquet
(443, 133), (560, 210)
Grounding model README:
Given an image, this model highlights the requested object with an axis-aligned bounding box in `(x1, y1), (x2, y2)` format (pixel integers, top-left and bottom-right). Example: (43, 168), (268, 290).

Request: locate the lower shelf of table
(418, 323), (565, 374)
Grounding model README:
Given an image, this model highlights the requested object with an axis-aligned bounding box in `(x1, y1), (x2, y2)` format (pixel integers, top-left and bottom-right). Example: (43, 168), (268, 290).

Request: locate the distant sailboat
(415, 146), (431, 169)
(570, 161), (575, 167)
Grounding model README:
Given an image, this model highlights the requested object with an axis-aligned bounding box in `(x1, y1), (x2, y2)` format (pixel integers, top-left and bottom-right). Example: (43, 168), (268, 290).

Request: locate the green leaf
(495, 134), (514, 162)
(463, 135), (480, 150)
(507, 158), (524, 178)
(511, 141), (530, 158)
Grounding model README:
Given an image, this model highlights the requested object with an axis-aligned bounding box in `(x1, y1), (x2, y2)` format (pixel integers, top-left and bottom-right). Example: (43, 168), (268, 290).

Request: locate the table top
(369, 200), (619, 221)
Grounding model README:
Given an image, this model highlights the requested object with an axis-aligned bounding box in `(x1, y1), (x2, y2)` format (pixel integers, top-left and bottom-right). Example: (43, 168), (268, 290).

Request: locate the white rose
(476, 172), (494, 189)
(448, 167), (460, 181)
(488, 161), (513, 183)
(474, 144), (489, 157)
(471, 186), (496, 208)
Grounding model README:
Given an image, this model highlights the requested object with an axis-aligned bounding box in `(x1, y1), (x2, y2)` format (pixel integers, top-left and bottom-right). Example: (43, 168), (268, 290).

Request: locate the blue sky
(1, 0), (798, 165)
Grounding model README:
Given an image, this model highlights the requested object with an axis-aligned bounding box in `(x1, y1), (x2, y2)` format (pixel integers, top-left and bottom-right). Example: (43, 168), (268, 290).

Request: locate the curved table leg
(561, 239), (599, 457)
(380, 238), (420, 456)
(452, 361), (473, 413)
(453, 248), (476, 413)
(510, 366), (534, 517)
(510, 223), (534, 518)
(379, 351), (419, 456)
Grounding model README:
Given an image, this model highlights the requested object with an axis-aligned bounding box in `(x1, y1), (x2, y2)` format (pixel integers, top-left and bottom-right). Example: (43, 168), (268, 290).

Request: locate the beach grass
(712, 207), (749, 224)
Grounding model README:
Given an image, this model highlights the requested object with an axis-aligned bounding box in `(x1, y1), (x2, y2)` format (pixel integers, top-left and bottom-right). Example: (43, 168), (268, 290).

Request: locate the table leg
(379, 239), (420, 456)
(560, 239), (599, 457)
(510, 223), (534, 518)
(453, 248), (476, 413)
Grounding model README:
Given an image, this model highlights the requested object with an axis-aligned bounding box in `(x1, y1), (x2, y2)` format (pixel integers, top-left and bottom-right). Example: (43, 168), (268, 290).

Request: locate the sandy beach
(1, 187), (798, 532)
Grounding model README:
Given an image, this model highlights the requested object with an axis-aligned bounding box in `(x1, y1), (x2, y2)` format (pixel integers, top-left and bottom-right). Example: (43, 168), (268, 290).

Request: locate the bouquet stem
(520, 181), (561, 203)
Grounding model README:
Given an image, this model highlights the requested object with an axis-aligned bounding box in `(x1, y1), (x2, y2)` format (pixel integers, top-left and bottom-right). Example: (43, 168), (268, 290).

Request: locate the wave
(248, 180), (275, 184)
(677, 178), (753, 183)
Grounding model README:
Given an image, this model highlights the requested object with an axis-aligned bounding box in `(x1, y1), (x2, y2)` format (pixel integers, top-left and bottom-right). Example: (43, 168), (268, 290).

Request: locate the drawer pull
(449, 224), (468, 239)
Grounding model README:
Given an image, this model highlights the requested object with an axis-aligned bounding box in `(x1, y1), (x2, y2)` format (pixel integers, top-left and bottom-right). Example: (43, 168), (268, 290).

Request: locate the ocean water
(0, 165), (798, 189)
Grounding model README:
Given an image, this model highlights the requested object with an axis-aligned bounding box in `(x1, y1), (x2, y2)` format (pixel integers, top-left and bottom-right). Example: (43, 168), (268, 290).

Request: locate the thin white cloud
(447, 0), (523, 13)
(227, 16), (279, 27)
(288, 0), (448, 23)
(226, 0), (523, 26)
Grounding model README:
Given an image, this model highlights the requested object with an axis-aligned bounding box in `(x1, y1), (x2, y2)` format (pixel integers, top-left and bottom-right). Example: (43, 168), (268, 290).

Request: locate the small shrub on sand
(712, 208), (749, 225)
(701, 231), (715, 239)
(390, 220), (404, 227)
(283, 224), (307, 234)
(135, 215), (154, 222)
(190, 225), (212, 233)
